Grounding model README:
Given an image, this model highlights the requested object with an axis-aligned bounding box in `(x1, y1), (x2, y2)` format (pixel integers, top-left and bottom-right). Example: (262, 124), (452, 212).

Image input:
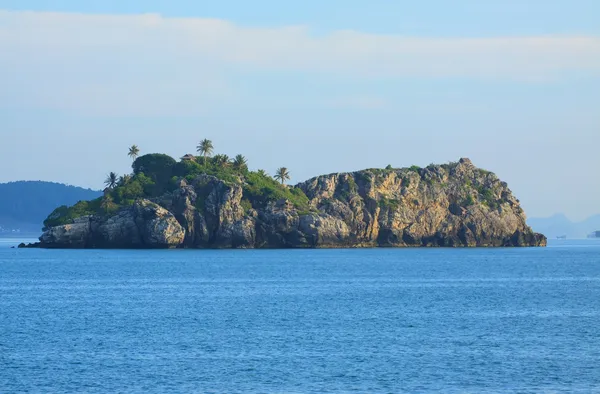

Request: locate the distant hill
(0, 181), (102, 232)
(528, 213), (600, 239)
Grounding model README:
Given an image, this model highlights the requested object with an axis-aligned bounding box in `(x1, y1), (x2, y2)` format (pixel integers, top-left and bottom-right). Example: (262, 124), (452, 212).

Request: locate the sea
(1, 238), (599, 393)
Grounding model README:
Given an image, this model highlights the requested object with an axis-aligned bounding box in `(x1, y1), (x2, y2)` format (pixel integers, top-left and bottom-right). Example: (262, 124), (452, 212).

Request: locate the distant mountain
(528, 213), (600, 239)
(0, 181), (102, 232)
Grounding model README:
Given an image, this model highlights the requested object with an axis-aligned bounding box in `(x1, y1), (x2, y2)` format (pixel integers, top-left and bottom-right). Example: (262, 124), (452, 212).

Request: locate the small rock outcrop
(31, 159), (547, 249)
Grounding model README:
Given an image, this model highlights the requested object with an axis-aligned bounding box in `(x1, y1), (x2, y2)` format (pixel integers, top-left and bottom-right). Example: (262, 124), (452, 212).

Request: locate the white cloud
(1, 10), (599, 115)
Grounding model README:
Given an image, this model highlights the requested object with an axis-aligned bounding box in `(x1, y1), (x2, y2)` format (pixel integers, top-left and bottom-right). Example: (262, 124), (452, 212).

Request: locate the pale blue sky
(1, 1), (599, 220)
(3, 0), (600, 35)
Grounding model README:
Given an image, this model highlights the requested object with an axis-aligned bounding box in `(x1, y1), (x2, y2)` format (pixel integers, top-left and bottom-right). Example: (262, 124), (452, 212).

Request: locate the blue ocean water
(1, 239), (599, 393)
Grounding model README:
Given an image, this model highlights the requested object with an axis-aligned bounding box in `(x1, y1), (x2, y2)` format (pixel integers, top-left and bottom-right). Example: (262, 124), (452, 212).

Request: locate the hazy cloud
(3, 10), (599, 74)
(1, 9), (599, 115)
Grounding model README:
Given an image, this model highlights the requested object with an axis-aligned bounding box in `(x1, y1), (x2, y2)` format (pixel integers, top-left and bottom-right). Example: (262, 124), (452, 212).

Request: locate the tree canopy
(274, 167), (291, 185)
(43, 145), (310, 229)
(104, 172), (118, 189)
(196, 139), (214, 164)
(128, 145), (140, 161)
(133, 154), (177, 192)
(233, 154), (248, 170)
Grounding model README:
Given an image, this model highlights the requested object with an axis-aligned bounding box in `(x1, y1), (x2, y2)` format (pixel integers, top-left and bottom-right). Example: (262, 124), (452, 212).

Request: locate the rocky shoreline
(22, 159), (546, 249)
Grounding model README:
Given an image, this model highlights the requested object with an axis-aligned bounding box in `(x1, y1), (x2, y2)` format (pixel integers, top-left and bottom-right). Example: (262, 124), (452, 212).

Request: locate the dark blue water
(1, 239), (599, 393)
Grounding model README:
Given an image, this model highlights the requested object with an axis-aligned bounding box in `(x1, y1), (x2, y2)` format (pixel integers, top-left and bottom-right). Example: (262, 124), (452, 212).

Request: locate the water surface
(1, 239), (599, 392)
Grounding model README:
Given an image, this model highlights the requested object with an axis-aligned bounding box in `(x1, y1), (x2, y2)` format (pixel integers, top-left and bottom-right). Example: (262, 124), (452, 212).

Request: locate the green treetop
(104, 172), (118, 189)
(196, 139), (214, 164)
(128, 145), (140, 161)
(274, 167), (291, 185)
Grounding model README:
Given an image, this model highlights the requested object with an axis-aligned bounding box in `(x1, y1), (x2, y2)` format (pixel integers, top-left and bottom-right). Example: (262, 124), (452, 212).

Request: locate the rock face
(40, 200), (184, 248)
(36, 159), (546, 249)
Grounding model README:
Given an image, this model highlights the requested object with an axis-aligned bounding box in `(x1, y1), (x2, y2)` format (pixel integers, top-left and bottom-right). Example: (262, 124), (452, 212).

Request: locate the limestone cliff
(33, 159), (546, 249)
(40, 200), (185, 248)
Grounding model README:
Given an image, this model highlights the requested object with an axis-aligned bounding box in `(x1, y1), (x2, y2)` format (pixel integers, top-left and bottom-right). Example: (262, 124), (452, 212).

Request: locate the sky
(1, 0), (599, 220)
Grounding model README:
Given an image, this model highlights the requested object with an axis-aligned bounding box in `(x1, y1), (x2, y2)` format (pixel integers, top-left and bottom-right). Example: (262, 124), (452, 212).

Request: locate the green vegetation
(233, 154), (248, 171)
(43, 140), (505, 229)
(334, 177), (358, 201)
(355, 171), (372, 184)
(196, 139), (214, 164)
(104, 172), (118, 189)
(274, 167), (291, 185)
(486, 200), (499, 210)
(133, 154), (176, 180)
(243, 171), (308, 210)
(133, 154), (177, 195)
(43, 198), (103, 229)
(477, 186), (494, 201)
(118, 174), (131, 185)
(366, 168), (389, 186)
(378, 197), (400, 211)
(112, 173), (156, 205)
(44, 139), (313, 227)
(100, 195), (117, 214)
(213, 154), (230, 167)
(369, 168), (386, 176)
(347, 177), (358, 192)
(476, 185), (499, 209)
(173, 157), (242, 184)
(464, 194), (475, 206)
(173, 159), (203, 179)
(240, 198), (253, 212)
(128, 145), (140, 161)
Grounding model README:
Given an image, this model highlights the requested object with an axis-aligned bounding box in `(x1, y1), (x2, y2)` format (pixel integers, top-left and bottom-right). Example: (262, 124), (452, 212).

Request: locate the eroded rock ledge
(30, 159), (547, 249)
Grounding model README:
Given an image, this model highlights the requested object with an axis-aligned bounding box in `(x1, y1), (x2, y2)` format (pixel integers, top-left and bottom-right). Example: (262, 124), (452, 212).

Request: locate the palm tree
(128, 145), (140, 161)
(213, 154), (230, 167)
(233, 154), (248, 170)
(118, 174), (132, 186)
(100, 195), (116, 213)
(257, 169), (268, 177)
(104, 172), (118, 189)
(196, 139), (214, 165)
(274, 167), (291, 185)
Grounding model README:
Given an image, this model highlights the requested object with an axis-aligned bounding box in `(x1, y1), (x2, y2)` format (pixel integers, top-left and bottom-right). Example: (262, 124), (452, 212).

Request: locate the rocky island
(27, 148), (546, 249)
